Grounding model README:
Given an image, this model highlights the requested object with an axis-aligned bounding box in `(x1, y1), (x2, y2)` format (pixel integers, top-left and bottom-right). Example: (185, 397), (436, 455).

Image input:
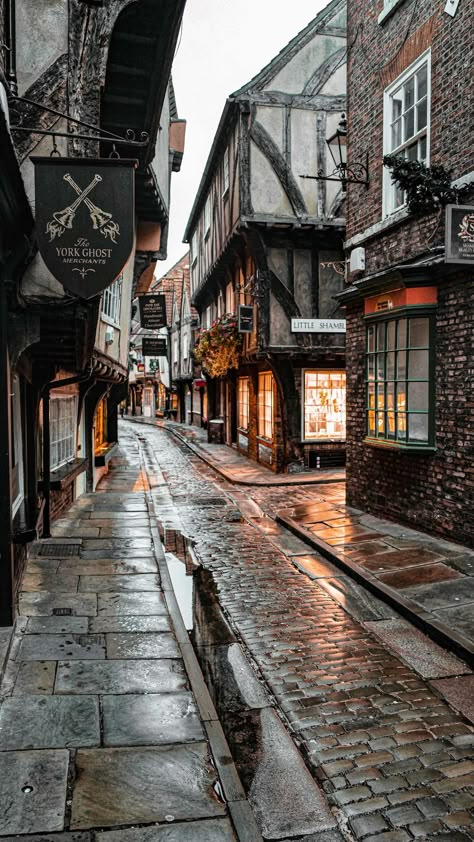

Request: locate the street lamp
(301, 113), (369, 193)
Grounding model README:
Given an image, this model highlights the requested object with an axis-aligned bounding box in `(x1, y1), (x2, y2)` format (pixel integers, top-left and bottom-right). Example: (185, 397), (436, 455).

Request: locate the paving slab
(377, 563), (464, 589)
(17, 634), (106, 661)
(18, 592), (97, 617)
(0, 695), (100, 749)
(97, 592), (167, 615)
(60, 558), (158, 575)
(20, 573), (80, 592)
(364, 619), (472, 679)
(81, 538), (153, 550)
(89, 615), (172, 633)
(70, 743), (226, 829)
(404, 579), (474, 610)
(102, 692), (204, 746)
(1, 834), (90, 842)
(79, 574), (160, 593)
(434, 605), (474, 640)
(25, 616), (89, 634)
(96, 821), (236, 842)
(13, 661), (56, 695)
(430, 675), (474, 724)
(80, 549), (155, 560)
(55, 659), (187, 694)
(0, 749), (69, 835)
(291, 555), (344, 579)
(106, 633), (180, 659)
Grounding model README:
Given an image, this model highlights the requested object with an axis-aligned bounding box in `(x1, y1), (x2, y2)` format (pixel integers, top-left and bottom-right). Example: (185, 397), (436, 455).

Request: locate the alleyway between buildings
(1, 420), (474, 841)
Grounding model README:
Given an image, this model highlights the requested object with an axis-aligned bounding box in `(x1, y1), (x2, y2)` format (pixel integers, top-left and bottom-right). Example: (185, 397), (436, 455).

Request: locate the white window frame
(302, 370), (346, 443)
(101, 275), (122, 325)
(383, 50), (431, 218)
(191, 231), (198, 266)
(223, 147), (230, 197)
(238, 377), (249, 431)
(204, 195), (211, 237)
(50, 395), (77, 471)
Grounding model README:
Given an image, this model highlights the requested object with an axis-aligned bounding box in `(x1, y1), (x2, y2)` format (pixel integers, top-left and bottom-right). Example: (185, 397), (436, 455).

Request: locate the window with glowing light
(258, 372), (274, 440)
(238, 377), (249, 431)
(366, 314), (434, 447)
(303, 371), (346, 440)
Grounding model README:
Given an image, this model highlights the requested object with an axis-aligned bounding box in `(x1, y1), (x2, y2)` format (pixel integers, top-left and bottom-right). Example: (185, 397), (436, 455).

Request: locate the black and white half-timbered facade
(185, 0), (347, 472)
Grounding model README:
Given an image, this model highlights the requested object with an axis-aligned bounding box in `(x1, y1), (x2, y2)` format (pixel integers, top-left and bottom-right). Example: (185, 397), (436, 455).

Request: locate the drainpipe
(4, 0), (18, 95)
(42, 371), (92, 539)
(0, 266), (14, 625)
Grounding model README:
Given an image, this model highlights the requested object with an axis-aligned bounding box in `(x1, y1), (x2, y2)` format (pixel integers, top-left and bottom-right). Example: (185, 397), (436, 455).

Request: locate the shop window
(366, 314), (434, 447)
(101, 275), (122, 324)
(258, 372), (273, 440)
(238, 377), (249, 431)
(94, 399), (108, 453)
(51, 396), (77, 470)
(383, 52), (430, 215)
(304, 371), (346, 441)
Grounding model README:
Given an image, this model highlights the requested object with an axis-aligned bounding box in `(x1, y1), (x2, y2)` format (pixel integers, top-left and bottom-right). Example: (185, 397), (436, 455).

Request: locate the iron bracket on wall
(9, 92), (150, 148)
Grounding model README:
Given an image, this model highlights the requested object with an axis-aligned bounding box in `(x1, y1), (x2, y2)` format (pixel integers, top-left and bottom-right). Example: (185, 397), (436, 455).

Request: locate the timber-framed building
(185, 0), (347, 472)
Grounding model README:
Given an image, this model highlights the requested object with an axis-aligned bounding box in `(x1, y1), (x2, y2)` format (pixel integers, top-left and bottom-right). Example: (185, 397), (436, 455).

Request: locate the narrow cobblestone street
(1, 420), (473, 842)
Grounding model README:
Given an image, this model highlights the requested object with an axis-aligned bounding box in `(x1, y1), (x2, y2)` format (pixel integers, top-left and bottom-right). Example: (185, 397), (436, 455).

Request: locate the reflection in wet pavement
(165, 552), (195, 631)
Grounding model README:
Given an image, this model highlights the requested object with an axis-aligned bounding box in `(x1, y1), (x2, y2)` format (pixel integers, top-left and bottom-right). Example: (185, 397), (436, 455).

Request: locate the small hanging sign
(238, 304), (254, 333)
(32, 157), (136, 298)
(138, 294), (167, 329)
(142, 337), (167, 356)
(445, 204), (474, 264)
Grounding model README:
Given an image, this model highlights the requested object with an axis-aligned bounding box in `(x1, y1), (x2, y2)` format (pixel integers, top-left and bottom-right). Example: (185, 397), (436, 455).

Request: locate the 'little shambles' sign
(446, 204), (474, 264)
(291, 318), (346, 333)
(33, 157), (136, 298)
(138, 295), (167, 330)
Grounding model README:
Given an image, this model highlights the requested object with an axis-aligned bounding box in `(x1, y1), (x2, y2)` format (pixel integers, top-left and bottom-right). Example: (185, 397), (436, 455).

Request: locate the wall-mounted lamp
(301, 114), (369, 193)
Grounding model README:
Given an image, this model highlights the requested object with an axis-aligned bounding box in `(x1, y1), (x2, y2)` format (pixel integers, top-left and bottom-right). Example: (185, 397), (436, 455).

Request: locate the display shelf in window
(303, 371), (346, 441)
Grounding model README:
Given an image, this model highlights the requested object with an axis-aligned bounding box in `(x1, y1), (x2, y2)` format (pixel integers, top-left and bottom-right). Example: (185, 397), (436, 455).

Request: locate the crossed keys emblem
(46, 173), (120, 243)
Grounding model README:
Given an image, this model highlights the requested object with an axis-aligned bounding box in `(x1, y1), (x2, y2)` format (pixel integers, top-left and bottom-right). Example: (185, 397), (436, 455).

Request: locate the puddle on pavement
(165, 552), (195, 631)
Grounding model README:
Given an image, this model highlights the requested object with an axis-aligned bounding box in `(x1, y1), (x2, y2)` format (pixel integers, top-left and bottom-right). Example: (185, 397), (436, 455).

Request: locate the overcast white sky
(159, 0), (329, 276)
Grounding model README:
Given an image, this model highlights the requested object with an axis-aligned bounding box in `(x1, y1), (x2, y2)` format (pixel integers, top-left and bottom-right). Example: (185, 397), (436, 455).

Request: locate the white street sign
(291, 318), (346, 333)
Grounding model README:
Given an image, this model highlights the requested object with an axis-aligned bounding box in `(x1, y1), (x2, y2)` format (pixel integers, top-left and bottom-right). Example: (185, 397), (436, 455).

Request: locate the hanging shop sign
(291, 318), (346, 333)
(445, 204), (474, 264)
(138, 294), (167, 329)
(142, 337), (167, 356)
(32, 157), (136, 298)
(238, 304), (254, 333)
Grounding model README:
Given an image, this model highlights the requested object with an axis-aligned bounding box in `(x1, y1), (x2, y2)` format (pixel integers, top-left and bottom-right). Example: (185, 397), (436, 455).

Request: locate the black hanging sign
(138, 294), (167, 329)
(238, 304), (254, 333)
(32, 157), (136, 299)
(142, 337), (167, 356)
(445, 204), (474, 264)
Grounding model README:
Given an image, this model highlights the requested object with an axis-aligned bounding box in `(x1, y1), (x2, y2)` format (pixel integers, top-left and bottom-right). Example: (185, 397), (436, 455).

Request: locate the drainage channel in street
(136, 432), (341, 842)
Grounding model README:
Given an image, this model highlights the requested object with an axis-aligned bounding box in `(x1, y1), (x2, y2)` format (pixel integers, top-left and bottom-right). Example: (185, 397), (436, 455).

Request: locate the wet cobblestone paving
(132, 421), (474, 842)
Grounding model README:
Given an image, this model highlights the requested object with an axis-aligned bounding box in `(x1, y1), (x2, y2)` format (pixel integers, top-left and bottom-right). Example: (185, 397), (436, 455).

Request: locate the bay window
(366, 313), (434, 448)
(383, 52), (430, 215)
(304, 371), (346, 441)
(258, 372), (273, 440)
(238, 377), (249, 431)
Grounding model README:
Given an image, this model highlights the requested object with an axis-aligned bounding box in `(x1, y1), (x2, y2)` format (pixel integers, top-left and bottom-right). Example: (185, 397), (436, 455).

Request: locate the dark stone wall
(345, 272), (474, 547)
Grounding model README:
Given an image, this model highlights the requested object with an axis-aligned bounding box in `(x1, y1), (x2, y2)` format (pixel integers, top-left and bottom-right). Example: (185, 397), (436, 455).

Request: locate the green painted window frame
(364, 306), (436, 451)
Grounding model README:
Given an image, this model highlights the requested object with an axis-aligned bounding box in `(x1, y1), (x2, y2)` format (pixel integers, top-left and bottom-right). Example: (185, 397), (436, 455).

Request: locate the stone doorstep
(277, 512), (474, 671)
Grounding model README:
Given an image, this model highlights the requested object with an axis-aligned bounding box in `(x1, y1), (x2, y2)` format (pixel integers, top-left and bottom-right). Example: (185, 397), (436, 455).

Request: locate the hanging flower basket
(193, 313), (241, 378)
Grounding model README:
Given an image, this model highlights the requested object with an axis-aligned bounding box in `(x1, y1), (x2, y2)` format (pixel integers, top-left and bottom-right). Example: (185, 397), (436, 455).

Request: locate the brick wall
(50, 485), (74, 522)
(345, 271), (474, 547)
(347, 0), (474, 247)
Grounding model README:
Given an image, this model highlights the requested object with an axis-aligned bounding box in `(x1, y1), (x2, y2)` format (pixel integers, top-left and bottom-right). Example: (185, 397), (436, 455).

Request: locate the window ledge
(12, 500), (36, 545)
(95, 442), (118, 467)
(378, 0), (407, 24)
(364, 437), (436, 453)
(38, 458), (87, 491)
(100, 314), (121, 329)
(345, 206), (410, 250)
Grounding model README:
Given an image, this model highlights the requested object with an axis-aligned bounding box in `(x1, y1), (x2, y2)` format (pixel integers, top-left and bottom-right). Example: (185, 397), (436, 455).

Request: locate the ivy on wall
(383, 155), (472, 215)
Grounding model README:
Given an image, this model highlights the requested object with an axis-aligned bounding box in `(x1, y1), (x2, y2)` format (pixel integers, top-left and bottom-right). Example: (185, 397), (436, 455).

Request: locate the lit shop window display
(304, 371), (346, 440)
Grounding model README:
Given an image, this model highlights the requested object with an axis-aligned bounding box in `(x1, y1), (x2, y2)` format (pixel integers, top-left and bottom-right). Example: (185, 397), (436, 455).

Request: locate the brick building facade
(341, 0), (474, 546)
